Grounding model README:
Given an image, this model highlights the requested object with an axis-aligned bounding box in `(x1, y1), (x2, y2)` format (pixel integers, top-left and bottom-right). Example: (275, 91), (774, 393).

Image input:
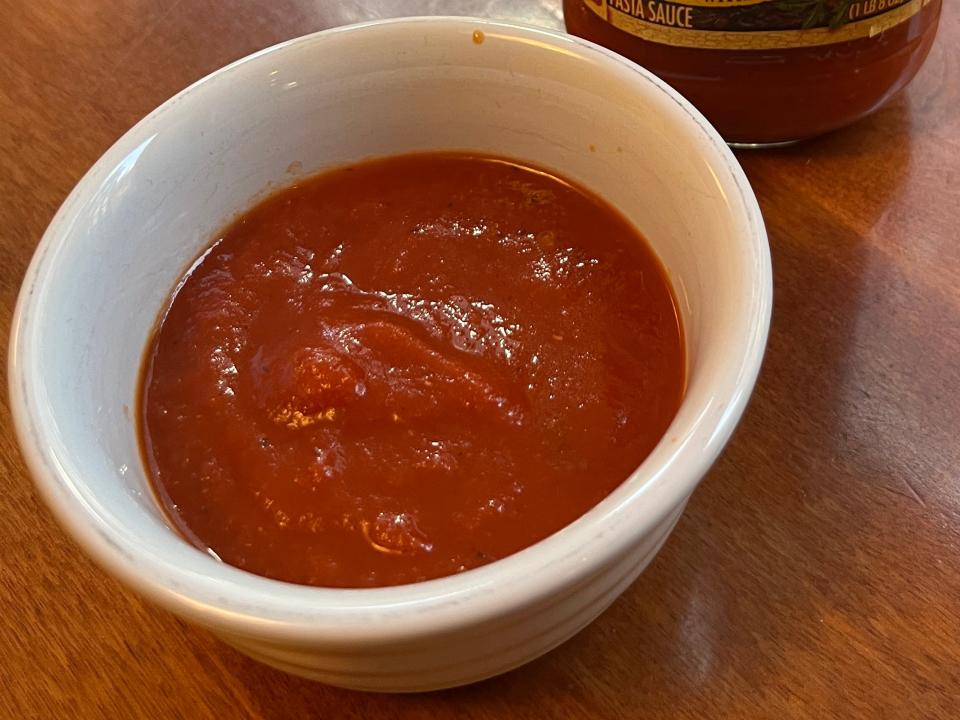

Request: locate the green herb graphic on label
(583, 0), (925, 49)
(774, 0), (857, 29)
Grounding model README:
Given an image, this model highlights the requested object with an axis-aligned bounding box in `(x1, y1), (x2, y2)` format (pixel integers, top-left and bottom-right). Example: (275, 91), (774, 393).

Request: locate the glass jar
(564, 0), (943, 146)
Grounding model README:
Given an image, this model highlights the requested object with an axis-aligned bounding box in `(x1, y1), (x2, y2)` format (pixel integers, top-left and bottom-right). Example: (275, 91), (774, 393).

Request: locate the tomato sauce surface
(141, 153), (684, 588)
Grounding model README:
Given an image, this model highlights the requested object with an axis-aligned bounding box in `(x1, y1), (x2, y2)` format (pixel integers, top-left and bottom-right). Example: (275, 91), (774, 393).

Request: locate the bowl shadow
(199, 106), (920, 717)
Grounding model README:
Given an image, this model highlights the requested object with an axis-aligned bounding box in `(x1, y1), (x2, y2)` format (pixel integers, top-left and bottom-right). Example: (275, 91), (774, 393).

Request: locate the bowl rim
(8, 15), (771, 644)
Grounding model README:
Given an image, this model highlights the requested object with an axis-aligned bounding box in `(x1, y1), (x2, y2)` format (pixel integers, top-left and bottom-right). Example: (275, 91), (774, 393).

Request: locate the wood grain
(2, 2), (958, 717)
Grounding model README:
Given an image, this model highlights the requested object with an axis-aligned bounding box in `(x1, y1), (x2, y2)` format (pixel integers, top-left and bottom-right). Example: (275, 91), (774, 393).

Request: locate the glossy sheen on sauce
(141, 154), (684, 588)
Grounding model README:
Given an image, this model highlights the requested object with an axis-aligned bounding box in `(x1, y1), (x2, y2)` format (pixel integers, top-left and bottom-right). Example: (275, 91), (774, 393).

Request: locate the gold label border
(584, 0), (929, 49)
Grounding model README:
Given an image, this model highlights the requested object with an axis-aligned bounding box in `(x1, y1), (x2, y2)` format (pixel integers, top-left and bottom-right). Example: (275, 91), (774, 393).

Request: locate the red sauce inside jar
(140, 153), (684, 588)
(564, 0), (942, 144)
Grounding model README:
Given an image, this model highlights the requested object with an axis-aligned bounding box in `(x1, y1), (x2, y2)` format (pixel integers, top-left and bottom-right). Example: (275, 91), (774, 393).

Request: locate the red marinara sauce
(564, 0), (942, 145)
(140, 154), (685, 588)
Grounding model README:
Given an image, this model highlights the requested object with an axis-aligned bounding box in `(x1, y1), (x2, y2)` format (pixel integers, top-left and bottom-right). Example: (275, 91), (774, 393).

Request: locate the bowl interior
(11, 18), (768, 632)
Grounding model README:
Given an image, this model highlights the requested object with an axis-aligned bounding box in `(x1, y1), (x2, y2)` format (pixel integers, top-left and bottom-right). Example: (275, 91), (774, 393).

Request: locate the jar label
(581, 0), (930, 49)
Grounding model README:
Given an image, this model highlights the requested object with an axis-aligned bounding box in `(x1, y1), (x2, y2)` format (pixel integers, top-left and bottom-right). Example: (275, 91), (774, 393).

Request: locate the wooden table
(2, 2), (958, 717)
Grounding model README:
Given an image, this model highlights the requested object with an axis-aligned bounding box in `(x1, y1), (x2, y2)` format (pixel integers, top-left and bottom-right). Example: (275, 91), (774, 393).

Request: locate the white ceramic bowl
(9, 17), (770, 692)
